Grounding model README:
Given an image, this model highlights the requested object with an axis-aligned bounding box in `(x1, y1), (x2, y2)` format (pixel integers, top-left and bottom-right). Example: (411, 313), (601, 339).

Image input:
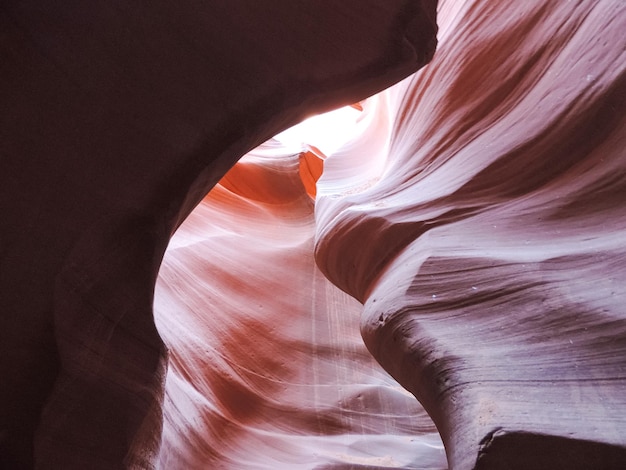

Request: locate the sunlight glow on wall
(274, 105), (362, 157)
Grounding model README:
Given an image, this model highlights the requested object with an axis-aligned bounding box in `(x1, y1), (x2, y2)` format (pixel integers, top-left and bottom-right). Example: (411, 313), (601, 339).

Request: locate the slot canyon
(1, 1), (625, 469)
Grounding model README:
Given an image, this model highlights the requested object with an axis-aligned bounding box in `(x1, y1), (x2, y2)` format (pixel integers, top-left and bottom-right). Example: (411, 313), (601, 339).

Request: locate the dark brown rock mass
(0, 1), (437, 468)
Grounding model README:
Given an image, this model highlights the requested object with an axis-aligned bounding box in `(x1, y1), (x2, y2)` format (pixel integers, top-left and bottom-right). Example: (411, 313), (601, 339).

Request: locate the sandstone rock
(3, 0), (625, 468)
(0, 1), (437, 467)
(315, 1), (626, 468)
(155, 142), (446, 469)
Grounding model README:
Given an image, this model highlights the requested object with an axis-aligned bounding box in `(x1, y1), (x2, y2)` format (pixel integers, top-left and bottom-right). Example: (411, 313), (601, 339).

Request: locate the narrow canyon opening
(153, 100), (448, 469)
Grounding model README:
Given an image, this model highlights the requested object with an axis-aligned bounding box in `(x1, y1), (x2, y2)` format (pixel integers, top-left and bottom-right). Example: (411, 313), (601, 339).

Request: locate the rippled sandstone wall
(2, 0), (625, 468)
(315, 1), (626, 469)
(154, 142), (447, 469)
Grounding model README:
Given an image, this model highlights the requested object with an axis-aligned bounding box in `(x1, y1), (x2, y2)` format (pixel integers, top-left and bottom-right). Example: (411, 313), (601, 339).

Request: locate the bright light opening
(274, 105), (362, 157)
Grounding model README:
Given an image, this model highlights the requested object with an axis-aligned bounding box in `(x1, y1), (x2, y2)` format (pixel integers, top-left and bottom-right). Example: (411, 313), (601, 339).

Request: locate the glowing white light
(274, 105), (361, 157)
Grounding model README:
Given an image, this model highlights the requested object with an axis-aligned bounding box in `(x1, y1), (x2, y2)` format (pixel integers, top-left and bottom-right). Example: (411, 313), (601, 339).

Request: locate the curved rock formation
(315, 1), (626, 469)
(3, 0), (625, 468)
(0, 1), (437, 468)
(155, 142), (446, 469)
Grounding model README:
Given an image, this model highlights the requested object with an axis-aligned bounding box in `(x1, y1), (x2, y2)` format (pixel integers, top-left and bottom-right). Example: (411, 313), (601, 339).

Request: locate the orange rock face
(155, 142), (446, 469)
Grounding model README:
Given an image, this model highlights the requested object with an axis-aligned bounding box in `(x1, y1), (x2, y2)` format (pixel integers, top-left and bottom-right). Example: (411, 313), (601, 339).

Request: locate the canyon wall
(2, 0), (625, 469)
(156, 2), (626, 468)
(0, 1), (437, 468)
(314, 1), (626, 469)
(154, 142), (446, 469)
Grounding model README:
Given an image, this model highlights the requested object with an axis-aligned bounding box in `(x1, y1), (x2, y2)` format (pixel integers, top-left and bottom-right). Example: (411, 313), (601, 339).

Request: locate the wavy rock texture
(315, 1), (626, 469)
(0, 1), (437, 468)
(155, 142), (446, 469)
(3, 0), (626, 469)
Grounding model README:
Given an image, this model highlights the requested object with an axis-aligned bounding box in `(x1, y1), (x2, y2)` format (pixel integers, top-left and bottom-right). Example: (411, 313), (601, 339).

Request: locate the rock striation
(2, 0), (626, 469)
(154, 142), (446, 469)
(314, 1), (626, 469)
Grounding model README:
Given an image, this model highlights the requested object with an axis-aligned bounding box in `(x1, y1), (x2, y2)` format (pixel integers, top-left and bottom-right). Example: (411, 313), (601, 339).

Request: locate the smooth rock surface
(155, 142), (446, 469)
(315, 1), (626, 469)
(3, 0), (626, 468)
(0, 1), (437, 468)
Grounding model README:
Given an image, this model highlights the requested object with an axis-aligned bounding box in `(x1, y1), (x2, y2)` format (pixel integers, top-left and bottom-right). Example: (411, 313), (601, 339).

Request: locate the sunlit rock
(3, 0), (625, 468)
(315, 1), (626, 468)
(155, 142), (446, 469)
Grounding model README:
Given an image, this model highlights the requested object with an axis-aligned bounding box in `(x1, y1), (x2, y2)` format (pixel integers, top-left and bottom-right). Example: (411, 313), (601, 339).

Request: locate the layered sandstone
(315, 1), (626, 469)
(155, 142), (446, 469)
(0, 1), (437, 468)
(2, 0), (625, 469)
